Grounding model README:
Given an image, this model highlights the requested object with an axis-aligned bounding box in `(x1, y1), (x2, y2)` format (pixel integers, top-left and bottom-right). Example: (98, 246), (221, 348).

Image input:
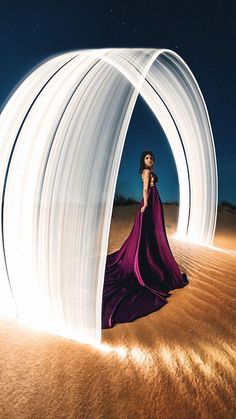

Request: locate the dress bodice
(149, 171), (158, 187)
(142, 169), (158, 188)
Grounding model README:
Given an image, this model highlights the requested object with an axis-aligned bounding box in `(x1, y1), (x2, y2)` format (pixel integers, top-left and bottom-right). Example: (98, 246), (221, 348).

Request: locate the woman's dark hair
(138, 150), (155, 174)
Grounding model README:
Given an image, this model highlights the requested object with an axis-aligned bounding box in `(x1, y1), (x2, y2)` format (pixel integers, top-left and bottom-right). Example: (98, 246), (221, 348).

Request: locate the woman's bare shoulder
(141, 168), (151, 176)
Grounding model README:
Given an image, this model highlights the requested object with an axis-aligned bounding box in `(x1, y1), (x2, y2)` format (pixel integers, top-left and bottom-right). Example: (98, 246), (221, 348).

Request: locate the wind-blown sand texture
(0, 203), (235, 418)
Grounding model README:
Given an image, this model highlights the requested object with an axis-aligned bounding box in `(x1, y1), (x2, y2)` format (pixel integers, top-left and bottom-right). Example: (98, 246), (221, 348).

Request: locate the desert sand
(0, 203), (235, 418)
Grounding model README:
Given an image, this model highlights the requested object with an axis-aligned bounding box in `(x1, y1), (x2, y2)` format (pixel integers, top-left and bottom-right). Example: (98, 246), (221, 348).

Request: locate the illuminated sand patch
(0, 216), (235, 417)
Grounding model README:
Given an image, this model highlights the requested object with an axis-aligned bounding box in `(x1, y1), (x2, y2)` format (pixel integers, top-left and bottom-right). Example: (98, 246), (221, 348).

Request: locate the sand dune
(0, 203), (235, 418)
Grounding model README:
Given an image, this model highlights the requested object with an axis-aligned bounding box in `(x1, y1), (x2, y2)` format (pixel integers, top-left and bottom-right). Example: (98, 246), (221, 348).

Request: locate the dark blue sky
(0, 0), (235, 204)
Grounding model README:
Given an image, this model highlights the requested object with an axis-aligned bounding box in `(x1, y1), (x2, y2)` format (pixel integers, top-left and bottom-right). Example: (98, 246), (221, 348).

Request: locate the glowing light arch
(0, 48), (217, 345)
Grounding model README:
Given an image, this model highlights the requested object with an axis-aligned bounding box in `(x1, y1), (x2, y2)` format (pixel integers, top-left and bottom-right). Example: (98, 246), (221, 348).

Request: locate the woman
(102, 150), (189, 329)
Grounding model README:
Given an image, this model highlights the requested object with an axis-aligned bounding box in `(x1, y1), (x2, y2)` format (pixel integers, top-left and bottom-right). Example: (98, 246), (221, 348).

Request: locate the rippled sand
(0, 204), (235, 418)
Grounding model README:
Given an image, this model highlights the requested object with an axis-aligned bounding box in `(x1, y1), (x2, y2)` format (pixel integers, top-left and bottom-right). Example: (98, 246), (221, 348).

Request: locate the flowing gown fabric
(102, 180), (189, 329)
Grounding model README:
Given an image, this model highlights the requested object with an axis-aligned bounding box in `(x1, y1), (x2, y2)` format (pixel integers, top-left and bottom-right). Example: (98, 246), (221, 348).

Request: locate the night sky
(0, 0), (235, 204)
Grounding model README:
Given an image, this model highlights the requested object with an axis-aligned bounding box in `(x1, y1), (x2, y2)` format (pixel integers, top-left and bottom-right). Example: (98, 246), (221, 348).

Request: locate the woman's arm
(141, 169), (150, 210)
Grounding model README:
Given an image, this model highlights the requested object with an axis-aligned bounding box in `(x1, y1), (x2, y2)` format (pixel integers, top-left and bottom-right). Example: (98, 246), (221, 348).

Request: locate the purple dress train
(102, 172), (189, 329)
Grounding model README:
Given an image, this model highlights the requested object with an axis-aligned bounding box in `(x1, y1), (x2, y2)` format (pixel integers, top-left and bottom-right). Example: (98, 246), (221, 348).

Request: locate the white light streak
(0, 48), (218, 345)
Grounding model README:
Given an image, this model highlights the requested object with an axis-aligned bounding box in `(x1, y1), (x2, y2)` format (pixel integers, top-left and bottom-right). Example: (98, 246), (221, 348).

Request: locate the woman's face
(144, 154), (154, 169)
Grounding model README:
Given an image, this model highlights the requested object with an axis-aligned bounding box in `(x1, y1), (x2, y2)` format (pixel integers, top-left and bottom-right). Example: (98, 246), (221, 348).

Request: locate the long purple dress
(102, 170), (189, 329)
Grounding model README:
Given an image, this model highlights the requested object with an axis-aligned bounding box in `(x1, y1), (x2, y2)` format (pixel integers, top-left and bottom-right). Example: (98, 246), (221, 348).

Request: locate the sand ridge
(0, 203), (235, 418)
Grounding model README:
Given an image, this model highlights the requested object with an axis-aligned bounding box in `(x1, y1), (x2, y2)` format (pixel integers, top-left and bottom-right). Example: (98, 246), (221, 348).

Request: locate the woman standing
(102, 150), (189, 329)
